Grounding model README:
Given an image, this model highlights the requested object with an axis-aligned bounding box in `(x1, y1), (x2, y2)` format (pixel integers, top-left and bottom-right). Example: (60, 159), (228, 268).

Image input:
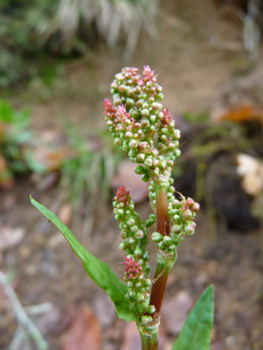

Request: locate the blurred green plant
(60, 121), (123, 210)
(0, 98), (123, 209)
(0, 100), (33, 188)
(0, 0), (60, 87)
(40, 0), (158, 59)
(0, 0), (158, 87)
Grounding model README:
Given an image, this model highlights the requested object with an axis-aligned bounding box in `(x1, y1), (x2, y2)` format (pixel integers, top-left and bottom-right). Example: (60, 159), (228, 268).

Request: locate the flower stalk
(104, 66), (200, 350)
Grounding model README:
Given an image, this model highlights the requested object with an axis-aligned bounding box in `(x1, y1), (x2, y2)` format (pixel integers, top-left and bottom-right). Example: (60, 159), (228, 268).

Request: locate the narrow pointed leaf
(30, 196), (137, 323)
(172, 285), (214, 350)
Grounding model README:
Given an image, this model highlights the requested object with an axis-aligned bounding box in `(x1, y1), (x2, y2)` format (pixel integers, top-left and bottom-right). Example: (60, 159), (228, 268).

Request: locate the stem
(156, 185), (169, 237)
(150, 258), (170, 314)
(150, 185), (170, 314)
(141, 333), (158, 350)
(140, 316), (160, 350)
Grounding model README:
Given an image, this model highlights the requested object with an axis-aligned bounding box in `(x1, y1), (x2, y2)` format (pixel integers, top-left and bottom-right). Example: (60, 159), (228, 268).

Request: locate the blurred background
(0, 0), (263, 349)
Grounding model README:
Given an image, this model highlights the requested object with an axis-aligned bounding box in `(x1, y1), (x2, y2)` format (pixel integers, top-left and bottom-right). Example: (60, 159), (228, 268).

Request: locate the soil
(1, 0), (263, 350)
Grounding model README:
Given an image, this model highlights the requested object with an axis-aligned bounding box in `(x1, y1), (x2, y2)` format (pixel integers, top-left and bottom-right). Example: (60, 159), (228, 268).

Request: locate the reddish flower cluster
(123, 256), (143, 279)
(161, 108), (173, 126)
(116, 105), (135, 130)
(143, 65), (156, 84)
(104, 99), (116, 119)
(185, 197), (200, 213)
(114, 186), (131, 207)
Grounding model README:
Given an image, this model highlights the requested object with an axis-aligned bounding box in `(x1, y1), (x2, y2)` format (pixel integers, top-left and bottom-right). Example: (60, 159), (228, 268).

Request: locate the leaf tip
(207, 284), (214, 296)
(29, 194), (35, 205)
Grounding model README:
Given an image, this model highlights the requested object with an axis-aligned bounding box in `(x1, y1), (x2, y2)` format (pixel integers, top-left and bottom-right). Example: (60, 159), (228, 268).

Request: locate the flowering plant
(31, 66), (214, 350)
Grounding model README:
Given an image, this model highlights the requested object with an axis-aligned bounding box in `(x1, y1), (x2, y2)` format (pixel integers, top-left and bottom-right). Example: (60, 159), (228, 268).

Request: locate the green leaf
(0, 100), (13, 123)
(30, 196), (137, 324)
(172, 285), (214, 350)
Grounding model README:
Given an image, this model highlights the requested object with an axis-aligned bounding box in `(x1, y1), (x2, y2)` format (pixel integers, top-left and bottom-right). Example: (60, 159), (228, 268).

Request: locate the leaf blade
(30, 196), (137, 323)
(172, 285), (214, 350)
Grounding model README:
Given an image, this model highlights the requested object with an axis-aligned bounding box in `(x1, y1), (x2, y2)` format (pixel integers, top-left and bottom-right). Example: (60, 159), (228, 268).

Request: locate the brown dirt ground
(1, 0), (263, 349)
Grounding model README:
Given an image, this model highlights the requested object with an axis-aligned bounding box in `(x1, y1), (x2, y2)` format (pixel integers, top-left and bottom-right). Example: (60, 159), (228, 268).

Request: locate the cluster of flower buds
(113, 187), (154, 316)
(107, 67), (200, 328)
(151, 195), (199, 255)
(104, 66), (181, 187)
(122, 256), (155, 319)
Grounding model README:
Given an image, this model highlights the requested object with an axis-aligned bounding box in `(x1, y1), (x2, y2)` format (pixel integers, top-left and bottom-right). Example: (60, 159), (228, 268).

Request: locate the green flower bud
(172, 199), (181, 209)
(163, 236), (173, 246)
(152, 102), (162, 110)
(153, 168), (160, 176)
(141, 119), (150, 128)
(158, 241), (166, 250)
(150, 115), (157, 123)
(127, 218), (135, 226)
(131, 225), (138, 232)
(135, 165), (146, 175)
(173, 214), (181, 222)
(169, 245), (177, 252)
(137, 99), (144, 108)
(149, 191), (155, 200)
(129, 140), (138, 148)
(114, 138), (122, 146)
(144, 278), (152, 286)
(141, 316), (153, 324)
(141, 107), (150, 117)
(175, 149), (181, 157)
(137, 153), (145, 163)
(125, 131), (133, 138)
(128, 150), (136, 157)
(183, 210), (193, 221)
(135, 230), (144, 239)
(126, 98), (135, 107)
(134, 246), (143, 257)
(152, 232), (163, 242)
(142, 174), (150, 182)
(185, 224), (196, 235)
(147, 305), (156, 314)
(119, 242), (126, 250)
(137, 294), (145, 302)
(143, 251), (150, 260)
(159, 161), (167, 171)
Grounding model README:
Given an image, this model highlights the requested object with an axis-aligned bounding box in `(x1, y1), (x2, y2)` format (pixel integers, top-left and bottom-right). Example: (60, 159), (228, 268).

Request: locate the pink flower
(122, 257), (143, 279)
(115, 186), (131, 207)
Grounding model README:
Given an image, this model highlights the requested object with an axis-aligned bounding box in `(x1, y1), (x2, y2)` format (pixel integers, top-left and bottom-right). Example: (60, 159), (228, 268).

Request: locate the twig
(0, 271), (48, 350)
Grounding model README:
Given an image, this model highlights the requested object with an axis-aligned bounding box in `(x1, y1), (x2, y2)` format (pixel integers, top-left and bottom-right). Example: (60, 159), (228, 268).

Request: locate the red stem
(150, 186), (170, 314)
(156, 186), (169, 237)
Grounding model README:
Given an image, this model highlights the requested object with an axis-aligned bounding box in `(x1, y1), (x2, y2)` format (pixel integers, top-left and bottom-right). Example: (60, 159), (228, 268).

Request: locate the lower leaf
(30, 196), (137, 323)
(172, 285), (214, 350)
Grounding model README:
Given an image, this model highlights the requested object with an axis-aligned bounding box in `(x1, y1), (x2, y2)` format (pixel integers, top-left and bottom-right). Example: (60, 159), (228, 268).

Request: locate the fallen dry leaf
(61, 305), (102, 350)
(212, 104), (263, 125)
(0, 226), (25, 252)
(236, 153), (263, 196)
